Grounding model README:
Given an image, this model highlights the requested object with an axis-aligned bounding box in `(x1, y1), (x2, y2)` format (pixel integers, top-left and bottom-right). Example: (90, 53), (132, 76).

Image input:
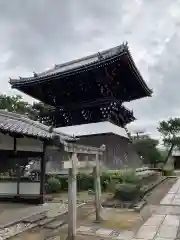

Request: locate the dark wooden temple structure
(10, 43), (152, 169)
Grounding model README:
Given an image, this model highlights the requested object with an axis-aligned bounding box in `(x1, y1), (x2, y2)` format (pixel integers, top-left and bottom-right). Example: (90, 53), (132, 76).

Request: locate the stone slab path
(77, 178), (180, 240)
(160, 178), (180, 205)
(0, 202), (68, 228)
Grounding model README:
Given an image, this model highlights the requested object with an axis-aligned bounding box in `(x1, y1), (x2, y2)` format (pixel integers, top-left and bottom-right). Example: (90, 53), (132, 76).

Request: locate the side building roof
(0, 110), (75, 143)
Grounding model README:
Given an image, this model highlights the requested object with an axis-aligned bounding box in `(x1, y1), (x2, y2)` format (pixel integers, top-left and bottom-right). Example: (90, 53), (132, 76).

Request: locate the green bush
(45, 169), (149, 193)
(119, 169), (141, 186)
(77, 173), (94, 191)
(115, 183), (140, 202)
(46, 177), (61, 193)
(55, 176), (68, 191)
(162, 168), (174, 176)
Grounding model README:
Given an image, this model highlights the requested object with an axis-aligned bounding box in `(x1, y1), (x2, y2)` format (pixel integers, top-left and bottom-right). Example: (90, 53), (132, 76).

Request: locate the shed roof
(0, 110), (74, 143)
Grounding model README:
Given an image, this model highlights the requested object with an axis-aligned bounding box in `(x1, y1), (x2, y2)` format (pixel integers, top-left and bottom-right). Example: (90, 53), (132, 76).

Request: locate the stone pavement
(0, 202), (68, 228)
(160, 178), (180, 205)
(77, 177), (180, 240)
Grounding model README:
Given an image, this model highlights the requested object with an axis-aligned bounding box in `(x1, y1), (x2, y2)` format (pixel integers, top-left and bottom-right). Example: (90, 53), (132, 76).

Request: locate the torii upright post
(64, 143), (105, 240)
(68, 153), (77, 240)
(94, 153), (102, 222)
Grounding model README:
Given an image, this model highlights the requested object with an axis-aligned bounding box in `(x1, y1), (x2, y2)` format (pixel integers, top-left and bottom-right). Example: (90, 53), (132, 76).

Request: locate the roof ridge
(10, 43), (128, 81)
(47, 43), (127, 72)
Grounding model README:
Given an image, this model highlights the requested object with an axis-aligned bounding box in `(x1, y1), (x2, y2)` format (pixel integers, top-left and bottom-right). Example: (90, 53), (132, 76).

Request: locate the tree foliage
(0, 94), (29, 114)
(158, 118), (180, 165)
(0, 94), (51, 125)
(133, 136), (163, 166)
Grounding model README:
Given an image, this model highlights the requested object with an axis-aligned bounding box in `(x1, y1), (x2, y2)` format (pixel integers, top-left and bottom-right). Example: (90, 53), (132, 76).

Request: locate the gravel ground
(10, 178), (177, 240)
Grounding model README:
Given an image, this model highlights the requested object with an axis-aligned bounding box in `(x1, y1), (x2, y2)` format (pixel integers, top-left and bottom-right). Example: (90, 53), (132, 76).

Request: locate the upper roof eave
(9, 42), (152, 98)
(9, 43), (129, 85)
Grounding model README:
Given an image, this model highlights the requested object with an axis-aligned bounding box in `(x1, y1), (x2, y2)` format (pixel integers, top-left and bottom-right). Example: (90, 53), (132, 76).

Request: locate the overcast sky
(0, 0), (180, 137)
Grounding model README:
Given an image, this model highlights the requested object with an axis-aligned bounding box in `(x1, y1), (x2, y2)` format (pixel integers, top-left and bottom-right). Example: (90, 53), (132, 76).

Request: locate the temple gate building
(10, 43), (152, 169)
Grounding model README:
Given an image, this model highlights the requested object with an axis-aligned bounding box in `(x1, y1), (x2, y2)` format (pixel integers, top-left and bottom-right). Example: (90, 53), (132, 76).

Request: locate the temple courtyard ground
(1, 177), (176, 239)
(72, 177), (180, 240)
(42, 177), (180, 240)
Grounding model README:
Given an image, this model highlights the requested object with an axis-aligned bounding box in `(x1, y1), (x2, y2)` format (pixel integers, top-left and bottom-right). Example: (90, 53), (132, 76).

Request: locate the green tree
(0, 94), (30, 114)
(0, 94), (52, 125)
(133, 136), (163, 166)
(158, 118), (180, 165)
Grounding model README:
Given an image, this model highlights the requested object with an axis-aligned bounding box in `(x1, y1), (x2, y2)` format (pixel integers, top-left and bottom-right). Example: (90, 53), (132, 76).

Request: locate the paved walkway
(160, 178), (180, 205)
(77, 178), (180, 239)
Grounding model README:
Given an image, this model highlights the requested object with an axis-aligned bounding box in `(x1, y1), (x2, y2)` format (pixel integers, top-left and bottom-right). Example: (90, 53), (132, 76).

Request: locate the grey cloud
(0, 0), (180, 136)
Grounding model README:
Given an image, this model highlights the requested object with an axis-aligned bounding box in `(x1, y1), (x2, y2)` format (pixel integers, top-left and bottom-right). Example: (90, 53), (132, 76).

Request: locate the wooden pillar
(68, 153), (77, 240)
(40, 142), (46, 204)
(14, 137), (20, 196)
(94, 153), (102, 222)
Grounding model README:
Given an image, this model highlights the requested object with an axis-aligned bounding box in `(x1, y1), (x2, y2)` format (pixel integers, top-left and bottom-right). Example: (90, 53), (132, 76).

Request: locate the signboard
(63, 160), (96, 169)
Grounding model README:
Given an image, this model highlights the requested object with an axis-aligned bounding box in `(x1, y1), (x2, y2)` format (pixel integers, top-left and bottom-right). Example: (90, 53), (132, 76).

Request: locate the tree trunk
(163, 144), (174, 167)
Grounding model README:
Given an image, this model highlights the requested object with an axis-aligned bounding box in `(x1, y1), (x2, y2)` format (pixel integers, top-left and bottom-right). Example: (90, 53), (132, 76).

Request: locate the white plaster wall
(0, 133), (14, 150)
(19, 182), (40, 195)
(55, 121), (129, 139)
(17, 137), (43, 152)
(0, 182), (17, 194)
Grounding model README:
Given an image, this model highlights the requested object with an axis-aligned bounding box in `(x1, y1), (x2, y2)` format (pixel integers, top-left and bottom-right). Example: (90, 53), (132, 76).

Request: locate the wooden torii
(63, 142), (105, 240)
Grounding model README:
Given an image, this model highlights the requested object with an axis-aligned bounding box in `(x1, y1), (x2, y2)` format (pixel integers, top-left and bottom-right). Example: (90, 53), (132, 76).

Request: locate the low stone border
(133, 199), (147, 212)
(133, 177), (168, 212)
(144, 176), (167, 194)
(102, 201), (133, 209)
(102, 177), (168, 211)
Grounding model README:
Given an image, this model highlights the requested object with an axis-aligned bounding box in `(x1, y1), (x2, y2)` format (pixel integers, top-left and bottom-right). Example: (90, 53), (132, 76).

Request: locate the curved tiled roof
(0, 110), (75, 143)
(9, 44), (128, 84)
(9, 43), (152, 97)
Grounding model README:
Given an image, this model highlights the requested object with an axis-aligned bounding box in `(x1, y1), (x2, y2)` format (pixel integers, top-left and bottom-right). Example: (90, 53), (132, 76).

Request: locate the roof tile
(0, 110), (75, 143)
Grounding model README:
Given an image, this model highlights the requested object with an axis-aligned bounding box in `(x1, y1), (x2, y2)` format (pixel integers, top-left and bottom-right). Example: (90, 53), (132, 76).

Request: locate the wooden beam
(13, 137), (20, 196)
(93, 154), (102, 222)
(63, 160), (96, 169)
(64, 143), (105, 155)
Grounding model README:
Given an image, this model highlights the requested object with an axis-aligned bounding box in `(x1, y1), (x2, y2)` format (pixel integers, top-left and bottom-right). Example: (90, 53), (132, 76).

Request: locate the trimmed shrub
(115, 183), (140, 202)
(46, 177), (61, 193)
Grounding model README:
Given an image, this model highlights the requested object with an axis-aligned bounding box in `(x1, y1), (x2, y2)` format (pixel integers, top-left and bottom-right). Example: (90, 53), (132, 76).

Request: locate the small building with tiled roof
(0, 110), (77, 204)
